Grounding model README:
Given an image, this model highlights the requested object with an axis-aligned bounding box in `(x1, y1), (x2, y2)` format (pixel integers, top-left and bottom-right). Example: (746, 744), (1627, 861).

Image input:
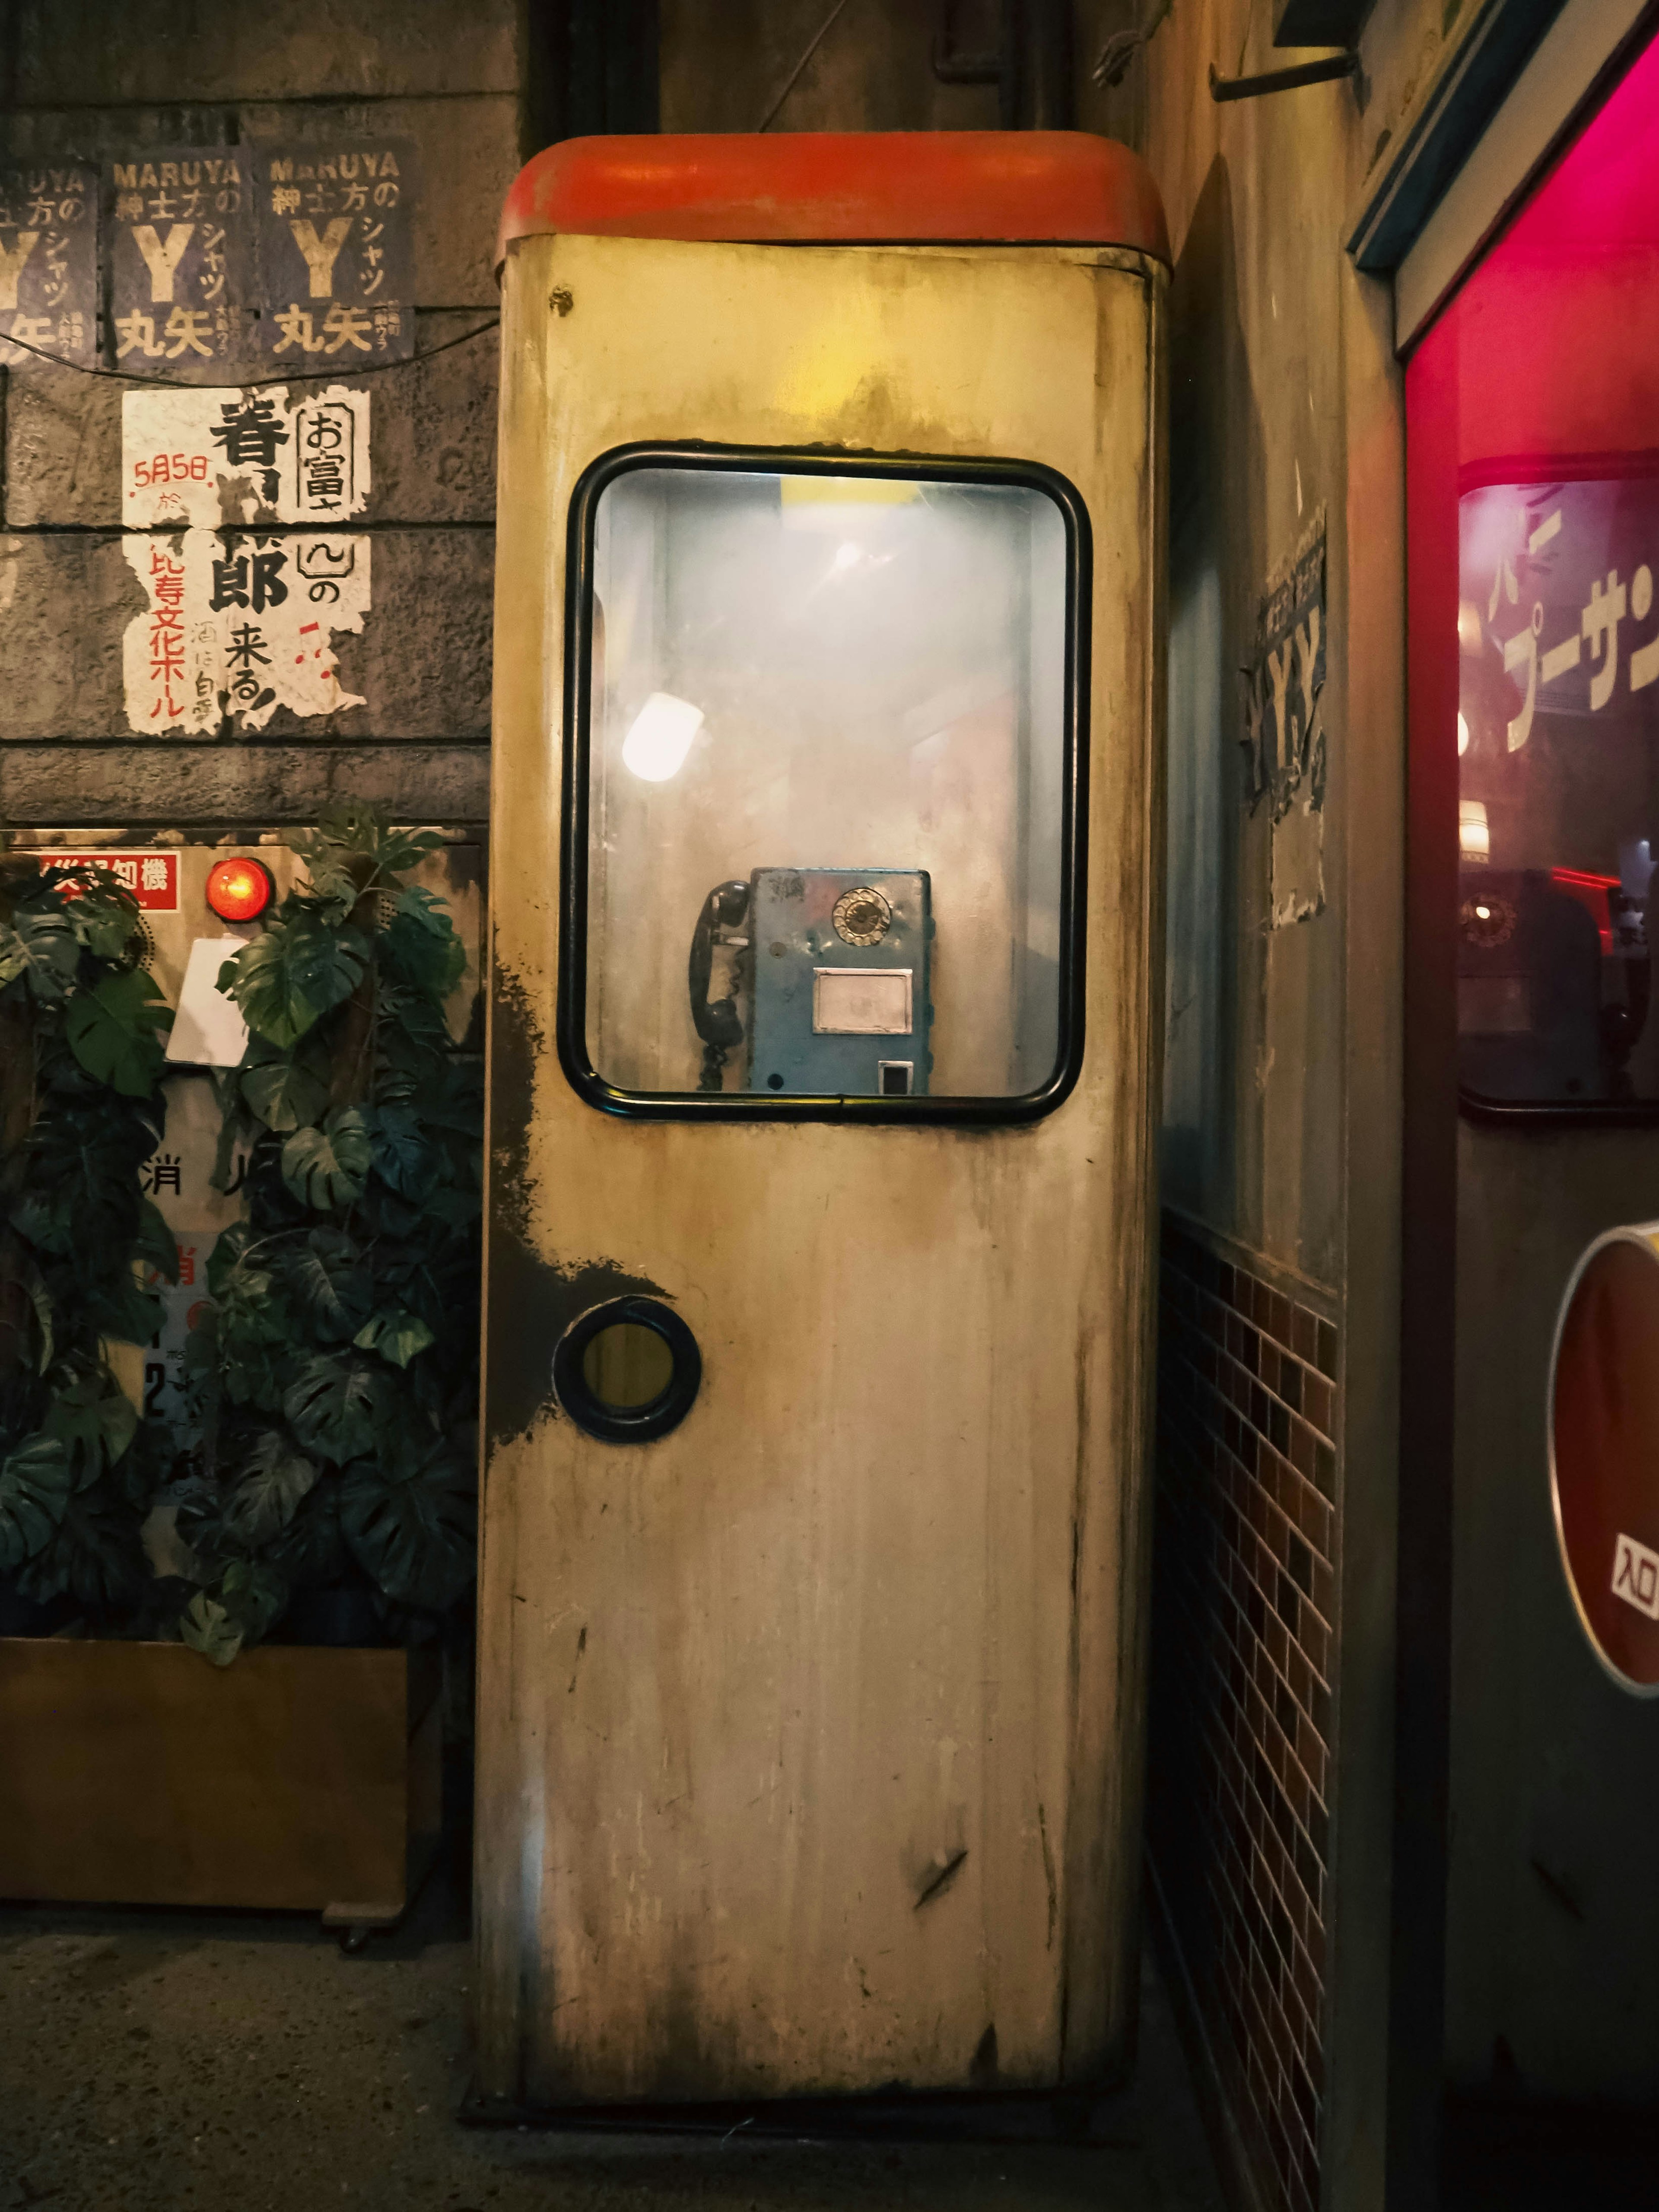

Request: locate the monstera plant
(0, 852), (177, 1630)
(174, 809), (482, 1664)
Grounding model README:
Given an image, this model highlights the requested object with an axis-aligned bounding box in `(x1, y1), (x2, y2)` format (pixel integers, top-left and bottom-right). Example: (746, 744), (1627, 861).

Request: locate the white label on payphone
(812, 968), (913, 1036)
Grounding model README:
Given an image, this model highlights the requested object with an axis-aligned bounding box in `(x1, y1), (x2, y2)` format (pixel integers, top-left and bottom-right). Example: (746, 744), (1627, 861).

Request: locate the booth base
(0, 1638), (441, 1923)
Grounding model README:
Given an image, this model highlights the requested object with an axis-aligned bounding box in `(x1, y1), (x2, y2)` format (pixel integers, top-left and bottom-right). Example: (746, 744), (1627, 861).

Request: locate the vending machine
(478, 130), (1168, 2107)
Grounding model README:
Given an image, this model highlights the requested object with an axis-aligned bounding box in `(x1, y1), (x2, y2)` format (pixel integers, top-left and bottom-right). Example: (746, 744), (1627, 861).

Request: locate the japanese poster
(123, 527), (370, 734)
(1238, 515), (1328, 927)
(1241, 515), (1327, 819)
(254, 139), (417, 362)
(121, 382), (371, 527)
(1461, 479), (1659, 750)
(0, 160), (97, 368)
(105, 148), (256, 378)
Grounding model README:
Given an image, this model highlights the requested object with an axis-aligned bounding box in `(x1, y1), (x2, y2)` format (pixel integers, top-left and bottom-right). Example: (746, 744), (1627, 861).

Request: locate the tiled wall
(1148, 1214), (1341, 2212)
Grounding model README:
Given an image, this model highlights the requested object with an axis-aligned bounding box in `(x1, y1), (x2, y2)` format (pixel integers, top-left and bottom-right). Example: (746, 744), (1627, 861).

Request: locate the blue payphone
(689, 865), (932, 1097)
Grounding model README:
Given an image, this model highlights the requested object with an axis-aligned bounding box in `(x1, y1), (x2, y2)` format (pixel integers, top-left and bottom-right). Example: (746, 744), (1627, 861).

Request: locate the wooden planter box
(0, 1640), (441, 1930)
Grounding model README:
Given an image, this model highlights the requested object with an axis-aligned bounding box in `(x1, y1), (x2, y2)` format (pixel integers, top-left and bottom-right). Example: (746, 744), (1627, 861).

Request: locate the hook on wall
(1208, 51), (1359, 100)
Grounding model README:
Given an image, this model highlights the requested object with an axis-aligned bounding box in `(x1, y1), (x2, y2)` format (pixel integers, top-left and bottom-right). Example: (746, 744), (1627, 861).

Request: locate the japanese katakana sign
(254, 140), (416, 362)
(105, 149), (256, 379)
(123, 527), (370, 734)
(0, 161), (97, 369)
(121, 382), (371, 528)
(1462, 480), (1659, 750)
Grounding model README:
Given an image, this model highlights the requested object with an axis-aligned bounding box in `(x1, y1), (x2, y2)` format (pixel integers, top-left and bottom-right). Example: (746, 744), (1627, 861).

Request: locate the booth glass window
(1411, 30), (1659, 1112)
(568, 454), (1081, 1112)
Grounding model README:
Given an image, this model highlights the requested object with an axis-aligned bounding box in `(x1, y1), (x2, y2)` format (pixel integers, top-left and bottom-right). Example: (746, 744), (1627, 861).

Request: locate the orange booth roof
(496, 131), (1169, 275)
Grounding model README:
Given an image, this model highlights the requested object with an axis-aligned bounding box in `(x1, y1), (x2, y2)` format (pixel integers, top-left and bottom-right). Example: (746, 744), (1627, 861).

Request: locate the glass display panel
(1458, 479), (1659, 1104)
(1408, 26), (1659, 1112)
(576, 461), (1074, 1106)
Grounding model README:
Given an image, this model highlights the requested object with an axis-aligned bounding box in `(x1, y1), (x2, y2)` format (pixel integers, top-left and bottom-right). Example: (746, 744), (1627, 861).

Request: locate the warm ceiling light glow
(622, 692), (705, 783)
(832, 541), (863, 574)
(204, 855), (274, 922)
(1457, 711), (1470, 755)
(1459, 799), (1491, 863)
(1458, 600), (1484, 655)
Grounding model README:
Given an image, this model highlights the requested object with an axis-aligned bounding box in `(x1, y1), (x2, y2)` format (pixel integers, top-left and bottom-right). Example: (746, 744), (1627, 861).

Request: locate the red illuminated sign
(48, 849), (179, 911)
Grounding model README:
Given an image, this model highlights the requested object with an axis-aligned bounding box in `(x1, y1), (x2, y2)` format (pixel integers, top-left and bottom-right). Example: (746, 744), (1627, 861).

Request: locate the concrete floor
(0, 1861), (1225, 2212)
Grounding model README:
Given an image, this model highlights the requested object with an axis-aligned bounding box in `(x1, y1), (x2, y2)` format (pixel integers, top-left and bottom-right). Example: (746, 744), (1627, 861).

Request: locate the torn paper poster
(0, 160), (98, 368)
(1271, 792), (1325, 927)
(1241, 510), (1327, 823)
(123, 528), (369, 734)
(122, 382), (370, 528)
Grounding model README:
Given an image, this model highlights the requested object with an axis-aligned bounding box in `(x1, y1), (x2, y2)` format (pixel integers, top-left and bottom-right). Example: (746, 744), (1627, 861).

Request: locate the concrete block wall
(0, 0), (519, 828)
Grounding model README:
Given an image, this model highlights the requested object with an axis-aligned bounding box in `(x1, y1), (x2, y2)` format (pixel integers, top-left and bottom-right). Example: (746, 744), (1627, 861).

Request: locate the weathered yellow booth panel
(480, 225), (1165, 2106)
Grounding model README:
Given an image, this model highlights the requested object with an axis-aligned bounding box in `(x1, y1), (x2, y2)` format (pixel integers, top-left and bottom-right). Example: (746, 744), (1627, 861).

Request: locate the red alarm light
(204, 855), (274, 923)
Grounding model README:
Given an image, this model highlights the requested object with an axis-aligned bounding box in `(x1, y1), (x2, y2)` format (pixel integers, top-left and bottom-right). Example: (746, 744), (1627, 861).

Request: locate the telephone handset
(687, 867), (932, 1099)
(688, 879), (752, 1092)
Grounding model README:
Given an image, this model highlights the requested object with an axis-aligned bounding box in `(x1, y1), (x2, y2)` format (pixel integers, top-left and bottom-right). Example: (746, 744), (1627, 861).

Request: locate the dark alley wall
(1090, 2), (1429, 2207)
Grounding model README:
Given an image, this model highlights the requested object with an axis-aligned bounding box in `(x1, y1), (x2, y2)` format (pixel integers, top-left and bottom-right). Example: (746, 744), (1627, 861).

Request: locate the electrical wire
(758, 0), (855, 130)
(0, 315), (500, 389)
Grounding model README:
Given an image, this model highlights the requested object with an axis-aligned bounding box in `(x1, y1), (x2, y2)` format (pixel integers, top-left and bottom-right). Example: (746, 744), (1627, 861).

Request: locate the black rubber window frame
(551, 1296), (702, 1445)
(556, 440), (1093, 1125)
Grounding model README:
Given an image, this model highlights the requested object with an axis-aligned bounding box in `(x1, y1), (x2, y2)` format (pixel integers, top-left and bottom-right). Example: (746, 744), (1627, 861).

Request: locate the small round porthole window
(551, 1297), (701, 1443)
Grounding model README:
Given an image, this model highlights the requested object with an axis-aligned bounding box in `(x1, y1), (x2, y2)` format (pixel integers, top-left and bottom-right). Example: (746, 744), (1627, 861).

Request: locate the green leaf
(340, 1434), (475, 1611)
(267, 1480), (348, 1587)
(291, 808), (444, 906)
(219, 915), (368, 1048)
(220, 1557), (288, 1645)
(16, 1259), (55, 1375)
(16, 1485), (146, 1611)
(283, 1227), (371, 1342)
(134, 1194), (180, 1285)
(353, 1308), (436, 1369)
(41, 1368), (138, 1481)
(381, 888), (466, 999)
(280, 1107), (371, 1212)
(0, 907), (80, 1000)
(283, 1352), (391, 1462)
(60, 872), (144, 960)
(225, 1430), (319, 1542)
(64, 966), (173, 1096)
(0, 1433), (72, 1569)
(91, 1271), (166, 1348)
(180, 1592), (244, 1667)
(362, 1102), (433, 1197)
(241, 1054), (330, 1133)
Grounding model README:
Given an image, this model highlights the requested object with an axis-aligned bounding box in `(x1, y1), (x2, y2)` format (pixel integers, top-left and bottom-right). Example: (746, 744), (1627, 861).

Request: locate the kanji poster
(254, 139), (417, 362)
(105, 148), (257, 379)
(123, 528), (370, 734)
(0, 160), (97, 368)
(121, 382), (371, 526)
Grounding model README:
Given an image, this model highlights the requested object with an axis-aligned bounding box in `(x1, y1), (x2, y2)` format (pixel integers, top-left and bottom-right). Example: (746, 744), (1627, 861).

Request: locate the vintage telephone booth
(478, 130), (1168, 2109)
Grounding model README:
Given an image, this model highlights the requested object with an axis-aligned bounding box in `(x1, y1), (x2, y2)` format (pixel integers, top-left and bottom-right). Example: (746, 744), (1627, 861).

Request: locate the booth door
(478, 234), (1164, 2105)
